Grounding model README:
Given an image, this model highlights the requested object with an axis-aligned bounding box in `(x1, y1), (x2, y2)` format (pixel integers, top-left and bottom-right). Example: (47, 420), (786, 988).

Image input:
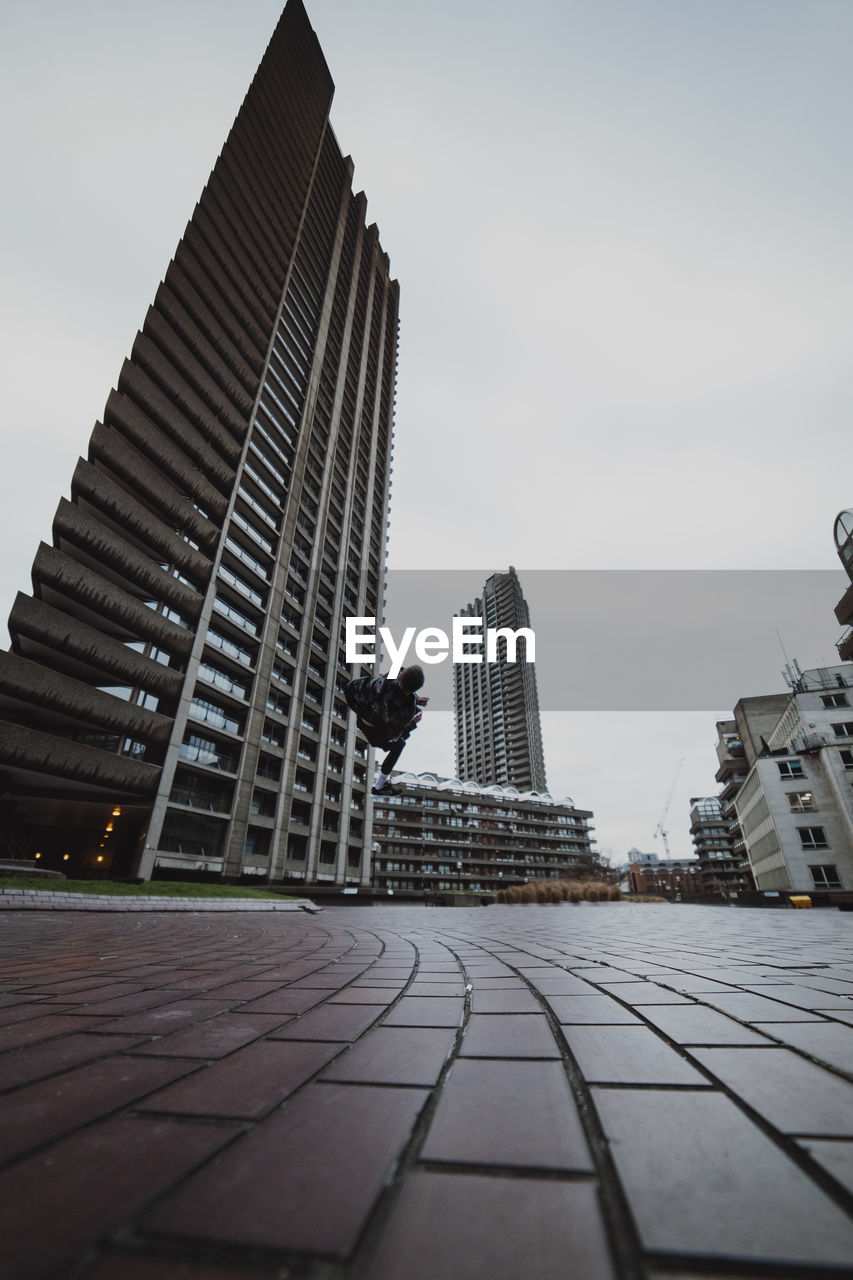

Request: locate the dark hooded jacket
(344, 675), (418, 748)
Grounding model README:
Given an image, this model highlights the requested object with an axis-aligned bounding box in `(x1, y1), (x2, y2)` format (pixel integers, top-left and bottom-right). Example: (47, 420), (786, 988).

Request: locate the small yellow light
(112, 807), (121, 817)
(34, 852), (42, 860)
(105, 823), (114, 832)
(63, 854), (70, 862)
(96, 856), (104, 863)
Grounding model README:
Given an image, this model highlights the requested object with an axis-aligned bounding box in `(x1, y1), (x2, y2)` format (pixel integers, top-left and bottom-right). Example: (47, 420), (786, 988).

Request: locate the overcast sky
(1, 0), (852, 860)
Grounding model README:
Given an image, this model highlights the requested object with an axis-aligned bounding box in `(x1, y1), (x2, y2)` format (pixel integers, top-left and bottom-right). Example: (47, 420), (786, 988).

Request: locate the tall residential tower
(0, 0), (398, 886)
(454, 568), (547, 791)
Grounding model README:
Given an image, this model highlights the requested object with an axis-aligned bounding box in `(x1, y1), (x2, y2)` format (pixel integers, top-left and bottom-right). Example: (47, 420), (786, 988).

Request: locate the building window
(160, 811), (226, 859)
(798, 827), (829, 850)
(244, 827), (270, 857)
(256, 753), (281, 782)
(840, 748), (853, 770)
(287, 835), (306, 861)
(822, 693), (849, 709)
(777, 760), (805, 778)
(809, 864), (842, 888)
(787, 791), (816, 813)
(180, 734), (238, 773)
(832, 722), (853, 739)
(250, 790), (277, 817)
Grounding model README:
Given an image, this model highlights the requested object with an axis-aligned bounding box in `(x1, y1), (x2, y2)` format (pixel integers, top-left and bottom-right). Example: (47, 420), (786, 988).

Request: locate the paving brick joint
(0, 901), (852, 1279)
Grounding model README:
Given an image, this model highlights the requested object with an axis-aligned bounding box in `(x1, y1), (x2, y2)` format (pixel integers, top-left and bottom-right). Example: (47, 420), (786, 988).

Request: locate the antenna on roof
(777, 630), (802, 690)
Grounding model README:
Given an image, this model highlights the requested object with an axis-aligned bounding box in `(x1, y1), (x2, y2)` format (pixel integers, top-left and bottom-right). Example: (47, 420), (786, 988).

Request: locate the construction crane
(654, 758), (685, 859)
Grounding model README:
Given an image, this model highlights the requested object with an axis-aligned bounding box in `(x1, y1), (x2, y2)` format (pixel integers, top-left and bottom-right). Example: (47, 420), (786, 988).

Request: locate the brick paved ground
(1, 901), (852, 1280)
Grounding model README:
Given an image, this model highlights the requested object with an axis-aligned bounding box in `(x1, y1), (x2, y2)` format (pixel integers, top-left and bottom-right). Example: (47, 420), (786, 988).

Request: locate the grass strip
(0, 877), (292, 900)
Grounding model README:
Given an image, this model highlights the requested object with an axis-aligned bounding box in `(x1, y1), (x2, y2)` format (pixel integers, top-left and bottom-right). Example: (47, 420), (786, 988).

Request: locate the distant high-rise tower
(0, 0), (398, 886)
(454, 568), (547, 791)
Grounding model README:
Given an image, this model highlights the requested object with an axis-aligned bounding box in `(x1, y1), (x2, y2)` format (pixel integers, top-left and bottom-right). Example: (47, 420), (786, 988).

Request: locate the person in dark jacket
(344, 665), (428, 794)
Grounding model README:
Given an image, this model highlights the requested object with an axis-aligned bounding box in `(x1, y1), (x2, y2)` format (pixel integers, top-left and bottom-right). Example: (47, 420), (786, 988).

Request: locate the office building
(371, 772), (595, 895)
(454, 567), (547, 790)
(0, 0), (398, 885)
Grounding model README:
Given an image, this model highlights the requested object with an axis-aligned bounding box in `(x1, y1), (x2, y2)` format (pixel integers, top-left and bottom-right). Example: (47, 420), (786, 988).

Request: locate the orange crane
(653, 758), (685, 859)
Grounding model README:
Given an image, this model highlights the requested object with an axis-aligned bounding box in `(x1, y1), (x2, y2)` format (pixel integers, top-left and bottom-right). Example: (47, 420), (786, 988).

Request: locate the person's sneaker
(371, 783), (401, 796)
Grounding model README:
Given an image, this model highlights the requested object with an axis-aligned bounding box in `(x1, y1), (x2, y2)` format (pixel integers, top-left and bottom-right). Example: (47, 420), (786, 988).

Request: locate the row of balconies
(0, 28), (401, 869)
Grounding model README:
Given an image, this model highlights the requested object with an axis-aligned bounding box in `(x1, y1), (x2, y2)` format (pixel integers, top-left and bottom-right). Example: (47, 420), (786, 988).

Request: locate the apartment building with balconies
(0, 0), (397, 886)
(371, 772), (595, 896)
(689, 793), (754, 899)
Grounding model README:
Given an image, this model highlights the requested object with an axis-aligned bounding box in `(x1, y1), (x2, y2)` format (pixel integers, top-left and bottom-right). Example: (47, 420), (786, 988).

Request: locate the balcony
(838, 628), (853, 662)
(834, 581), (853, 627)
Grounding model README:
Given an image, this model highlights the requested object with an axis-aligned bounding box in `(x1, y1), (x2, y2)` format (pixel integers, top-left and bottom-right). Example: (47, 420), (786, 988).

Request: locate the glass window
(787, 792), (816, 813)
(798, 827), (829, 850)
(160, 811), (226, 859)
(179, 734), (238, 773)
(809, 864), (842, 888)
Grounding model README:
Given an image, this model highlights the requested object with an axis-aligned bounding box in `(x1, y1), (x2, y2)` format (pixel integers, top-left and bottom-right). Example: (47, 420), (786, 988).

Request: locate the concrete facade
(371, 772), (595, 895)
(453, 568), (547, 791)
(0, 0), (398, 887)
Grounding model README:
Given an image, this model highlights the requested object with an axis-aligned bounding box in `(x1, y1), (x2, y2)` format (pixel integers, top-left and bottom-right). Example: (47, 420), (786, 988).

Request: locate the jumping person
(344, 665), (428, 795)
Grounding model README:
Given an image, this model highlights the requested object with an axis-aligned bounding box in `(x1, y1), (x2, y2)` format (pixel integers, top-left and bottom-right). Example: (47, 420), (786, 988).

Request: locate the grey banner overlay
(364, 570), (849, 712)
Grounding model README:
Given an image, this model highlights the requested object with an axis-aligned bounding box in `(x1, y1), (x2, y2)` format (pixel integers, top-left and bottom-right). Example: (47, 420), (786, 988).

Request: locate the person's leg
(372, 722), (416, 792)
(380, 736), (408, 775)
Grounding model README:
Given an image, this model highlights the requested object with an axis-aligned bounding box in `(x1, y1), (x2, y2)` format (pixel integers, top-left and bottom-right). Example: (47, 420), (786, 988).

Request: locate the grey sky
(1, 1), (851, 859)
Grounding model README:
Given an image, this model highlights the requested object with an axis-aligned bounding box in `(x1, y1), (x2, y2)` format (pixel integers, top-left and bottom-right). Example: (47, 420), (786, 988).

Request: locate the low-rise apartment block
(371, 772), (595, 895)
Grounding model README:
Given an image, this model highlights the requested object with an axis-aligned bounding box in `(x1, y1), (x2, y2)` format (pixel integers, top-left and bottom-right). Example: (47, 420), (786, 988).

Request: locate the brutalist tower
(454, 568), (547, 791)
(0, 0), (398, 886)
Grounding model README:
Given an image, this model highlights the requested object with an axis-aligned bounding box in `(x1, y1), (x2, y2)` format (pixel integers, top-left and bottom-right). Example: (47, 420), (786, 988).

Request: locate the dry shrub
(496, 878), (620, 905)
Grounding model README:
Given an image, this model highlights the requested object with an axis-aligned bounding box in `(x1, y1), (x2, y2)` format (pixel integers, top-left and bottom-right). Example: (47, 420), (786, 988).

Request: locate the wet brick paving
(1, 900), (852, 1279)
